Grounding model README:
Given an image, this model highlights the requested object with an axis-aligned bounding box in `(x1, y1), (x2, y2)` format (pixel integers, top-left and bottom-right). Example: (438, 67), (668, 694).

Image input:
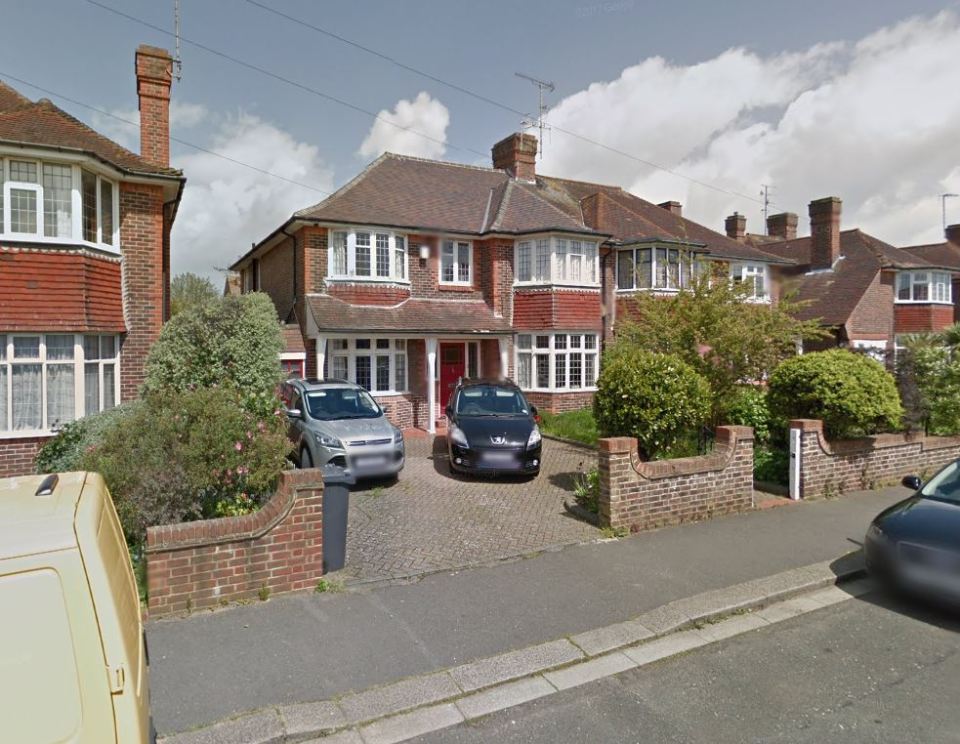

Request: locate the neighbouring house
(903, 224), (960, 325)
(231, 132), (788, 433)
(733, 199), (959, 354)
(0, 45), (185, 476)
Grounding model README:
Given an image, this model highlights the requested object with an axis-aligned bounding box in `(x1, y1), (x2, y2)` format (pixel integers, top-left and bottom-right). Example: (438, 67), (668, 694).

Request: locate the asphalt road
(411, 591), (960, 743)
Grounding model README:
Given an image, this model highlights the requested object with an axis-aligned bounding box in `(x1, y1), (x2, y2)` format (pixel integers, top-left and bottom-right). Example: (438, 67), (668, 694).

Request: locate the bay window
(328, 338), (407, 394)
(0, 333), (120, 435)
(516, 333), (599, 391)
(327, 228), (408, 281)
(897, 271), (952, 303)
(731, 263), (769, 301)
(617, 246), (703, 291)
(441, 239), (472, 285)
(516, 236), (598, 285)
(0, 156), (118, 248)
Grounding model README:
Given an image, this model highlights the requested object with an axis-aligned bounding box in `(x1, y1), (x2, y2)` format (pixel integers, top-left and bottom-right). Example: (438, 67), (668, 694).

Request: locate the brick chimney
(135, 45), (173, 168)
(725, 212), (746, 241)
(946, 223), (960, 246)
(492, 133), (537, 181)
(767, 212), (798, 240)
(658, 201), (682, 216)
(809, 197), (842, 269)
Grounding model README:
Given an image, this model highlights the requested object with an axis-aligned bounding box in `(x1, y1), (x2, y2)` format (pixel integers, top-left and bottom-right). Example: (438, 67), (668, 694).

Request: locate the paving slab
(455, 676), (556, 720)
(358, 703), (463, 744)
(301, 731), (363, 744)
(339, 672), (460, 724)
(543, 652), (636, 691)
(448, 639), (583, 692)
(569, 618), (654, 656)
(279, 700), (346, 738)
(159, 711), (283, 744)
(693, 613), (770, 643)
(623, 630), (709, 666)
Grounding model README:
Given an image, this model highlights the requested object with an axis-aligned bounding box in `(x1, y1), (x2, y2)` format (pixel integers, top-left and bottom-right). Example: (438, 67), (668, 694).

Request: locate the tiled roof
(281, 323), (306, 355)
(902, 241), (960, 270)
(307, 294), (512, 334)
(287, 153), (788, 264)
(0, 83), (181, 178)
(0, 248), (126, 332)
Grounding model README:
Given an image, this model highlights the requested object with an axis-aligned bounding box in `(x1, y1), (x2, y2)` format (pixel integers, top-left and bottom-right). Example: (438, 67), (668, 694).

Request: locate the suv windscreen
(305, 388), (383, 421)
(455, 385), (530, 417)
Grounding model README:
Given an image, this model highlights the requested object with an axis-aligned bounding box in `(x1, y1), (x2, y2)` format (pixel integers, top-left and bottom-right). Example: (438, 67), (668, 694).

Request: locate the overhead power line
(84, 0), (484, 159)
(242, 0), (764, 206)
(0, 71), (331, 195)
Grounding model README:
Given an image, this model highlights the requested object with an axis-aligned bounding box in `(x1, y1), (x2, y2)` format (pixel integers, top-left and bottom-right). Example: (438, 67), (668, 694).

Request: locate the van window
(0, 569), (82, 742)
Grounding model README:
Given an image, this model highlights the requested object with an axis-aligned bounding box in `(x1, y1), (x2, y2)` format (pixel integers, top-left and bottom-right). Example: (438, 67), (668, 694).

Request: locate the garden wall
(791, 419), (960, 498)
(598, 425), (755, 532)
(146, 469), (324, 616)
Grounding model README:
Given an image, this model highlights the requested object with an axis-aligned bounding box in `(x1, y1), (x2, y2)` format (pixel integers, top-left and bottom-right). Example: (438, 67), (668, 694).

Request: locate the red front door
(439, 343), (465, 410)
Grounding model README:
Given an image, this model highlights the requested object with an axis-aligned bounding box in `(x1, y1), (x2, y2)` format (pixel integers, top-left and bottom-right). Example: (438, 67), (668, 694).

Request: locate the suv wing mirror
(286, 408), (302, 419)
(902, 475), (922, 491)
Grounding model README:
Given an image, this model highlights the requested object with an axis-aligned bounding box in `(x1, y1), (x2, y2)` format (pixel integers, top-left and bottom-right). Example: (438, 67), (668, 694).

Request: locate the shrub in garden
(36, 404), (136, 474)
(594, 347), (711, 460)
(726, 386), (790, 484)
(898, 335), (960, 436)
(768, 349), (903, 438)
(143, 292), (284, 396)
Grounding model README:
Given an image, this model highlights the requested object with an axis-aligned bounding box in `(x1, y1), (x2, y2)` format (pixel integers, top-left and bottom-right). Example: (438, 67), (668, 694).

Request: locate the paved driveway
(339, 435), (601, 582)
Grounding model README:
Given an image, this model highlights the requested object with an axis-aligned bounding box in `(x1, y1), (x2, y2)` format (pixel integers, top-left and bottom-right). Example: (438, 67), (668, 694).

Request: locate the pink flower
(246, 431), (253, 440)
(234, 441), (243, 452)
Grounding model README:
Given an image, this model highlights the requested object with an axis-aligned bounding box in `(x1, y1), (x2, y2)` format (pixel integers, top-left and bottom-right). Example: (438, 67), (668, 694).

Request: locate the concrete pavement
(149, 486), (907, 736)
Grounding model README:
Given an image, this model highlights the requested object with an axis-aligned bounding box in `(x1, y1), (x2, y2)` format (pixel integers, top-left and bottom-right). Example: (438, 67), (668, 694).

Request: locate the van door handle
(108, 664), (126, 694)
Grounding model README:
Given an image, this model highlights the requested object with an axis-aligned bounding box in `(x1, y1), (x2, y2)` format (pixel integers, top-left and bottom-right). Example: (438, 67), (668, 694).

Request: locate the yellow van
(0, 472), (152, 743)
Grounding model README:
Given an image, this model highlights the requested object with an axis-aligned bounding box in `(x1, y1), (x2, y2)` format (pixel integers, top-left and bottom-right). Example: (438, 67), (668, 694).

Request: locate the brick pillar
(790, 419), (824, 499)
(135, 45), (173, 168)
(597, 437), (635, 529)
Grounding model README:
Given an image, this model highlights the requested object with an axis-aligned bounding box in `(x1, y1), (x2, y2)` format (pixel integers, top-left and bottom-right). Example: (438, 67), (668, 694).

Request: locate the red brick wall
(791, 419), (960, 498)
(119, 182), (166, 402)
(894, 303), (955, 334)
(0, 436), (52, 478)
(326, 284), (410, 305)
(145, 469), (324, 616)
(848, 271), (893, 341)
(258, 237), (296, 321)
(514, 289), (603, 331)
(598, 426), (755, 532)
(525, 391), (594, 415)
(375, 394), (429, 430)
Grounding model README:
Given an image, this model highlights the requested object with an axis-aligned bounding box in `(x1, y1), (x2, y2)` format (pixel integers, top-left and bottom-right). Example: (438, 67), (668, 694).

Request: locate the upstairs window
(731, 263), (769, 301)
(441, 239), (472, 285)
(0, 157), (117, 247)
(617, 246), (702, 291)
(328, 228), (407, 281)
(515, 236), (599, 285)
(897, 271), (952, 304)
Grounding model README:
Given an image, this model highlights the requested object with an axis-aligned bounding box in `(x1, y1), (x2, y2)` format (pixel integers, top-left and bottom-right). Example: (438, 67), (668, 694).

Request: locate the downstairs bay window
(328, 338), (407, 394)
(0, 333), (119, 435)
(516, 333), (599, 392)
(897, 271), (952, 303)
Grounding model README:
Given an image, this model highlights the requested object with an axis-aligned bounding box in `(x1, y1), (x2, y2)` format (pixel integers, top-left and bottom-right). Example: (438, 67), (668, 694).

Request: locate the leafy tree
(899, 330), (960, 435)
(170, 272), (219, 316)
(594, 347), (711, 460)
(144, 292), (283, 398)
(617, 268), (827, 423)
(768, 349), (903, 438)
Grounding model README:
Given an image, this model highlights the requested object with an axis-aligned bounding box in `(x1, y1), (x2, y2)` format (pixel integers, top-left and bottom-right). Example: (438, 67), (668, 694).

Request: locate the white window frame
(0, 333), (120, 438)
(616, 245), (703, 292)
(896, 270), (953, 304)
(514, 235), (600, 287)
(326, 227), (409, 283)
(0, 156), (120, 252)
(326, 337), (408, 395)
(515, 332), (599, 392)
(730, 262), (770, 302)
(440, 238), (473, 286)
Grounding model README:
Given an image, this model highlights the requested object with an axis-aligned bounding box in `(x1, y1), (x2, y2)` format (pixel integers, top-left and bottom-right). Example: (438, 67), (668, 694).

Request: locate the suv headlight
(449, 425), (469, 448)
(393, 427), (404, 445)
(866, 523), (889, 544)
(527, 426), (542, 450)
(315, 432), (344, 449)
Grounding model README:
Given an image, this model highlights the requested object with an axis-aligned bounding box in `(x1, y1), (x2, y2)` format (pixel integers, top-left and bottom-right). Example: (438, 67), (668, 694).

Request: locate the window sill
(438, 283), (478, 292)
(615, 287), (682, 294)
(514, 282), (601, 290)
(439, 281), (474, 289)
(0, 430), (57, 441)
(894, 300), (954, 306)
(0, 234), (120, 255)
(326, 276), (411, 286)
(520, 387), (598, 394)
(367, 390), (409, 398)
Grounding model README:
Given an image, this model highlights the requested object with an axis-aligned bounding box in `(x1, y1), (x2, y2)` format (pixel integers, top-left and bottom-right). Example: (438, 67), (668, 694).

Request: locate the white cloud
(541, 10), (960, 246)
(358, 91), (450, 160)
(170, 113), (334, 285)
(91, 100), (211, 151)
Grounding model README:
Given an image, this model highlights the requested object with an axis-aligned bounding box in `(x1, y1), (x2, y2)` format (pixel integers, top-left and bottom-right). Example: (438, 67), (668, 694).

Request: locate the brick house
(231, 133), (788, 433)
(903, 224), (960, 325)
(0, 45), (184, 476)
(731, 199), (959, 354)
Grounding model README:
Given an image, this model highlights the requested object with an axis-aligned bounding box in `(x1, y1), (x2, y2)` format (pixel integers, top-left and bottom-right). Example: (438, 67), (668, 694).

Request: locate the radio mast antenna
(173, 0), (183, 80)
(515, 72), (554, 158)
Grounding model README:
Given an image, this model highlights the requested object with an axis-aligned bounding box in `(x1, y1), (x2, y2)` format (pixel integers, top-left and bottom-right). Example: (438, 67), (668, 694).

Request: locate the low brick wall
(0, 435), (53, 478)
(146, 469), (324, 616)
(791, 419), (960, 498)
(525, 390), (595, 415)
(598, 426), (755, 532)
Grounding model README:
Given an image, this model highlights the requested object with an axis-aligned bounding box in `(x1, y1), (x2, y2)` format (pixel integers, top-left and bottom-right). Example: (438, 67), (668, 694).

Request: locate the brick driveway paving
(339, 435), (601, 582)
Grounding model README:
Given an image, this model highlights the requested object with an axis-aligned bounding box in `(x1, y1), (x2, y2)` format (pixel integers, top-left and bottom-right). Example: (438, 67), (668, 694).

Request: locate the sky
(2, 0), (960, 282)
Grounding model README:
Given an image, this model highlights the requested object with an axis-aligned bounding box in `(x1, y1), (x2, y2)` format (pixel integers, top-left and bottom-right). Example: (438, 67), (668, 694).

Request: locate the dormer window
(328, 228), (408, 282)
(897, 271), (952, 304)
(0, 157), (118, 249)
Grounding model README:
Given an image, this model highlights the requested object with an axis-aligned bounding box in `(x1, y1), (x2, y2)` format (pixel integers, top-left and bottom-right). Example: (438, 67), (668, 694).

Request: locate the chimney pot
(135, 44), (173, 168)
(809, 197), (842, 269)
(658, 200), (682, 216)
(492, 133), (538, 181)
(725, 212), (746, 241)
(946, 223), (960, 246)
(767, 212), (798, 240)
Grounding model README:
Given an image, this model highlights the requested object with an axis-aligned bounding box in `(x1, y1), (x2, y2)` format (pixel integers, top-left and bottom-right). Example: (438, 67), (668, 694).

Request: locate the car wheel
(300, 447), (314, 469)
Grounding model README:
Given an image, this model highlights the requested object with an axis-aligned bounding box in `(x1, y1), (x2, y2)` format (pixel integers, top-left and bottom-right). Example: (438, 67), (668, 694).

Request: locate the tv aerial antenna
(515, 72), (554, 159)
(173, 0), (183, 80)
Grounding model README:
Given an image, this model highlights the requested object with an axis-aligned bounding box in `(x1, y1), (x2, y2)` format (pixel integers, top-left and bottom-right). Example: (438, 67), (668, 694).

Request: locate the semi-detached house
(231, 133), (790, 433)
(0, 45), (183, 476)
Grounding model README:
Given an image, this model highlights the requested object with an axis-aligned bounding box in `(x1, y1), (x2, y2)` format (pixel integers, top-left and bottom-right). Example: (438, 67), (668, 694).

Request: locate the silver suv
(281, 378), (405, 479)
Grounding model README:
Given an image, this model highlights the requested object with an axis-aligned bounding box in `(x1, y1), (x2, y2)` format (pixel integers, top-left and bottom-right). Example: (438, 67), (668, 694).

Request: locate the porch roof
(307, 295), (513, 335)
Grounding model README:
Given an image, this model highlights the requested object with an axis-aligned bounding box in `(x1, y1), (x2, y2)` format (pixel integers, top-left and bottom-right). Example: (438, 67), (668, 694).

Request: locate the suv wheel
(300, 447), (314, 469)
